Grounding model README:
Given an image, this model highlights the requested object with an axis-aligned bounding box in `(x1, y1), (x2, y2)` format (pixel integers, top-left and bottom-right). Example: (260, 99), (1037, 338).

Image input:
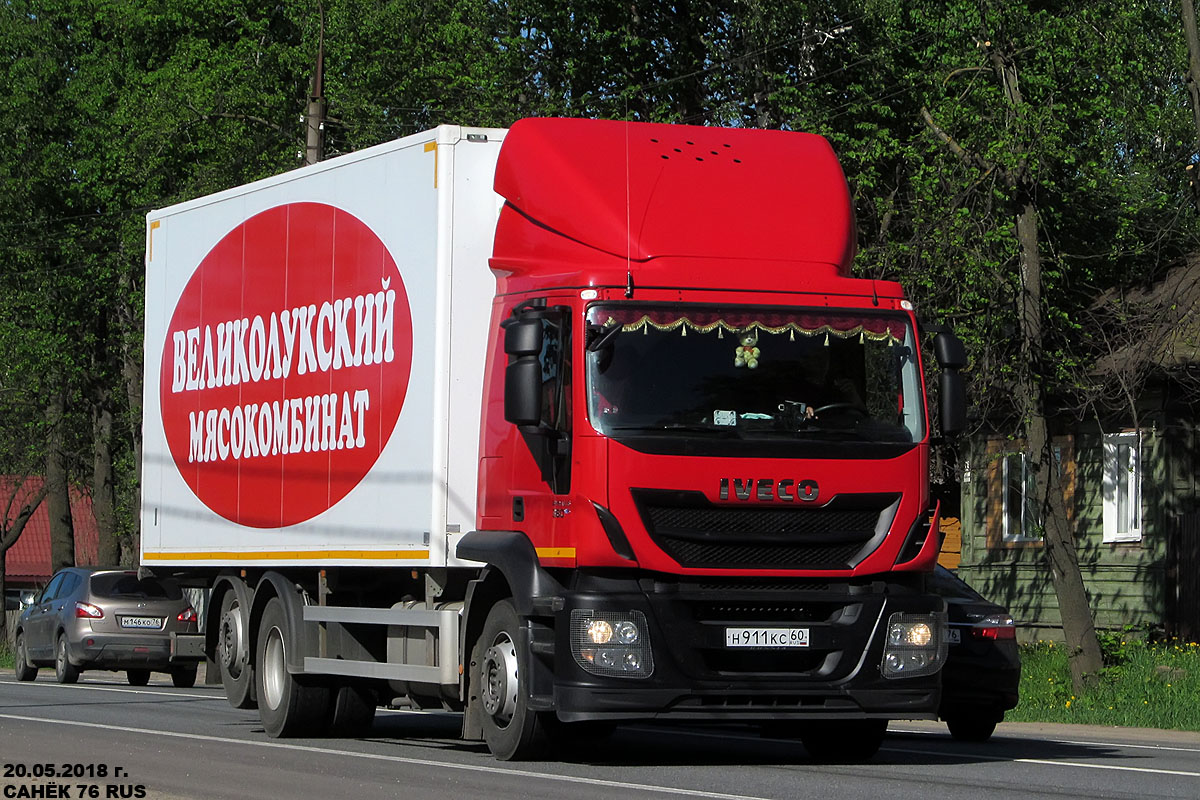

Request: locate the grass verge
(0, 640), (13, 670)
(1008, 635), (1200, 731)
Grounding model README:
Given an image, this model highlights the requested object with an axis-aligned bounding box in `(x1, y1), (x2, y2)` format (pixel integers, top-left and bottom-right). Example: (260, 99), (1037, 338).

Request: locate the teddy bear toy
(734, 333), (760, 368)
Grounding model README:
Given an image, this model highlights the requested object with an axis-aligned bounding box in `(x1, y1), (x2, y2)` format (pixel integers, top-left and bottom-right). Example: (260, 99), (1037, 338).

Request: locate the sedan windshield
(586, 304), (924, 444)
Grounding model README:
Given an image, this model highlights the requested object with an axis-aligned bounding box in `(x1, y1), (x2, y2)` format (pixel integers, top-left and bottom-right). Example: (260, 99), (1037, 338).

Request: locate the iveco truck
(142, 117), (967, 760)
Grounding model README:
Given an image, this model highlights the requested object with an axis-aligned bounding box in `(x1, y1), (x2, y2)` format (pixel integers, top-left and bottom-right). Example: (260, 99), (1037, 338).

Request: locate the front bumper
(939, 661), (1021, 718)
(539, 574), (945, 723)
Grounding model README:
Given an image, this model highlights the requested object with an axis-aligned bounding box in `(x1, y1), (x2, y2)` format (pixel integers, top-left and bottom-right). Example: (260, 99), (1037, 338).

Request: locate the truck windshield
(585, 304), (924, 444)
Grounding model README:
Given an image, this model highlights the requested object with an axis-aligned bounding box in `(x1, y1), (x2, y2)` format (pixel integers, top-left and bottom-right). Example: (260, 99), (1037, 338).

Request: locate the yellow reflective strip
(142, 549), (430, 562)
(148, 220), (161, 260)
(535, 548), (576, 560)
(424, 140), (438, 188)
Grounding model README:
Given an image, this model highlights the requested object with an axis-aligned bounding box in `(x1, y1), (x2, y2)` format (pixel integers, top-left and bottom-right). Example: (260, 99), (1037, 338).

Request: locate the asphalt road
(1, 672), (1198, 800)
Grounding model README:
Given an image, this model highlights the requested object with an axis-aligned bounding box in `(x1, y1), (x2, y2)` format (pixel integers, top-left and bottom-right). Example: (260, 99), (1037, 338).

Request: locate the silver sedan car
(13, 567), (202, 687)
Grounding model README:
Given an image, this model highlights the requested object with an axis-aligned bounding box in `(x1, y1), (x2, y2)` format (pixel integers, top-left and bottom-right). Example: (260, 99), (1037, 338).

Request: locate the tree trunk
(1182, 0), (1200, 157)
(1, 547), (7, 646)
(1014, 197), (1104, 690)
(93, 402), (120, 566)
(1, 483), (50, 645)
(119, 269), (143, 558)
(46, 393), (76, 570)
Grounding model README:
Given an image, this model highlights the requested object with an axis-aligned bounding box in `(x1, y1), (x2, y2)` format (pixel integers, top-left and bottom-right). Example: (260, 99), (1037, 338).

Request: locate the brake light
(75, 602), (104, 619)
(971, 614), (1016, 640)
(177, 606), (198, 623)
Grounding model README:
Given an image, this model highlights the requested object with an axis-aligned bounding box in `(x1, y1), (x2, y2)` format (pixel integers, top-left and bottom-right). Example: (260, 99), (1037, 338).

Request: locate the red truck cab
(458, 118), (966, 759)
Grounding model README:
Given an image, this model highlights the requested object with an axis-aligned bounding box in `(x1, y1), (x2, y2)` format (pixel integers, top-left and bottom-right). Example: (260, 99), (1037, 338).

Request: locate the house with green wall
(954, 260), (1200, 642)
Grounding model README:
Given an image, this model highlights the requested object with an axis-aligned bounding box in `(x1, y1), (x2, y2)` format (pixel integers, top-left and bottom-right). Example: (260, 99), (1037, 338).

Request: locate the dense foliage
(1, 0), (1196, 571)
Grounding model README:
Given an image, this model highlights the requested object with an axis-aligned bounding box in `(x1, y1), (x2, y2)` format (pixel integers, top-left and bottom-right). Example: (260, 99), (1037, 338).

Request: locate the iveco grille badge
(719, 478), (819, 503)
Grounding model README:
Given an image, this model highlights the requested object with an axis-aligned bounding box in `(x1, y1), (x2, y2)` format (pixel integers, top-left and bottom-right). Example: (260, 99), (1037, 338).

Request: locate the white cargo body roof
(141, 125), (505, 568)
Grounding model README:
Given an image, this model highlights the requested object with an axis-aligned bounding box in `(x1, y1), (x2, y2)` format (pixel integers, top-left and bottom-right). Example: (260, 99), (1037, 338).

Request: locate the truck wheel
(216, 587), (256, 708)
(14, 632), (37, 681)
(326, 683), (377, 737)
(126, 669), (151, 686)
(946, 715), (998, 742)
(474, 599), (547, 760)
(255, 597), (329, 738)
(799, 719), (887, 762)
(55, 634), (80, 684)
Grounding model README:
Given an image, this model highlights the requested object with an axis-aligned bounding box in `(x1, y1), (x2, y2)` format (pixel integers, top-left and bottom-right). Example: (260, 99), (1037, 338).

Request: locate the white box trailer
(142, 126), (504, 571)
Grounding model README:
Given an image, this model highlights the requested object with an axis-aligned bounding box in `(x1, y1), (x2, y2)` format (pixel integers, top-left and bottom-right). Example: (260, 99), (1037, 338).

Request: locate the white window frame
(1102, 431), (1142, 543)
(1001, 451), (1042, 543)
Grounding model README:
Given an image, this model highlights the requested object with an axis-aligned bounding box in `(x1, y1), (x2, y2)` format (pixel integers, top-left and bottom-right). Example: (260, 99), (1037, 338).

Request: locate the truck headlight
(881, 612), (946, 679)
(571, 609), (654, 678)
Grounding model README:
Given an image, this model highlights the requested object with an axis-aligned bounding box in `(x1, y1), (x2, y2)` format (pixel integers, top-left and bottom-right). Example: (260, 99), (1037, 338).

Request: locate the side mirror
(934, 332), (967, 369)
(502, 317), (543, 426)
(504, 317), (542, 357)
(931, 331), (967, 436)
(940, 371), (966, 437)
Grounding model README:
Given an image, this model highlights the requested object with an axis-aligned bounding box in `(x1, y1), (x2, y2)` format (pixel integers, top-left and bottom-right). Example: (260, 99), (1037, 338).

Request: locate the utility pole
(304, 5), (326, 166)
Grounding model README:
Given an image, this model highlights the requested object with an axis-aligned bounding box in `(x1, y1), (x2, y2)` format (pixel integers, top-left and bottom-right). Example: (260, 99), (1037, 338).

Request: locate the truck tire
(473, 599), (548, 760)
(255, 597), (329, 738)
(14, 632), (37, 681)
(55, 634), (80, 684)
(326, 683), (377, 737)
(126, 669), (151, 686)
(799, 719), (887, 762)
(216, 587), (256, 709)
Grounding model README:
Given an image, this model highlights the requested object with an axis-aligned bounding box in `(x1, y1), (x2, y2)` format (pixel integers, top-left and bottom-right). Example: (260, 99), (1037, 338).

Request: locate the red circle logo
(159, 203), (414, 527)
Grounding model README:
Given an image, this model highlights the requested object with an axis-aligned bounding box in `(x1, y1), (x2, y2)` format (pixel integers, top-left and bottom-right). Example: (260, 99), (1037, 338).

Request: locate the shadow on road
(363, 713), (1146, 768)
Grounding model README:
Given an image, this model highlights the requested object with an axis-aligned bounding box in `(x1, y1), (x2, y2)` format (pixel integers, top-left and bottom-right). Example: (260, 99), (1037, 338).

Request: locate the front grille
(692, 579), (832, 593)
(633, 489), (898, 570)
(690, 603), (829, 623)
(664, 540), (863, 569)
(643, 504), (882, 539)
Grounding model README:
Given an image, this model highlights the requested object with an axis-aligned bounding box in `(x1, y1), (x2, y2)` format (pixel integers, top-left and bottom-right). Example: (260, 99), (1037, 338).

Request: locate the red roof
(2, 476), (99, 586)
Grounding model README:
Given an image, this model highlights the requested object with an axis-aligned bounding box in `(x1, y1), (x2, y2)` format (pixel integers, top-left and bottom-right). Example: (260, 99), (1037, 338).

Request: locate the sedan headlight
(571, 609), (654, 678)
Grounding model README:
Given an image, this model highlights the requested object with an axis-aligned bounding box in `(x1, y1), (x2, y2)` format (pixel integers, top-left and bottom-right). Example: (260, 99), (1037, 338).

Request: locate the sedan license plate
(120, 616), (163, 630)
(947, 628), (962, 644)
(725, 627), (809, 648)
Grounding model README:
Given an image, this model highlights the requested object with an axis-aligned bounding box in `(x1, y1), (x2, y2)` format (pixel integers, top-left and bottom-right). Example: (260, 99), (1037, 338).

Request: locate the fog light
(881, 612), (946, 679)
(571, 609), (654, 678)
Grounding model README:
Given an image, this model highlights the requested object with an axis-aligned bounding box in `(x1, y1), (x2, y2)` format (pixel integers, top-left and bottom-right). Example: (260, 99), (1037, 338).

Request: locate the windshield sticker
(714, 410), (737, 426)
